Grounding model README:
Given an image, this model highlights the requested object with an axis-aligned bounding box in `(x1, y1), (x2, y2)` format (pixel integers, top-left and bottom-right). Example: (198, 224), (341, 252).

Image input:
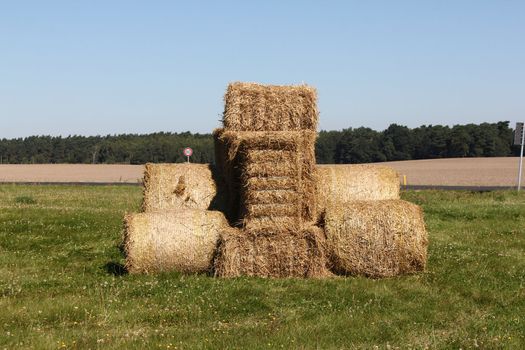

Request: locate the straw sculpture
(121, 81), (428, 279)
(324, 200), (428, 278)
(123, 209), (229, 274)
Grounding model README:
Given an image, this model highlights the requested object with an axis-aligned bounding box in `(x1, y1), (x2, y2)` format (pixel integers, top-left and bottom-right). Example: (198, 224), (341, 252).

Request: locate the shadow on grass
(104, 262), (128, 276)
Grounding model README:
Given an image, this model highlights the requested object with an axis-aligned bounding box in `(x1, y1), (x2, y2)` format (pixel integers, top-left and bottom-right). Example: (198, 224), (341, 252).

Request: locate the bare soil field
(0, 157), (522, 187)
(379, 157), (521, 187)
(0, 164), (143, 183)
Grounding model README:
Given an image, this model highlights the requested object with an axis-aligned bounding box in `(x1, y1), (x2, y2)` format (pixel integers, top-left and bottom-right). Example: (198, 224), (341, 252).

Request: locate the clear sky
(1, 1), (523, 138)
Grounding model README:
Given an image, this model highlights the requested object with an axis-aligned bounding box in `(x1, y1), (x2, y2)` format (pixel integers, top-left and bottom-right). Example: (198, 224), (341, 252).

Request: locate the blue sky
(0, 1), (524, 138)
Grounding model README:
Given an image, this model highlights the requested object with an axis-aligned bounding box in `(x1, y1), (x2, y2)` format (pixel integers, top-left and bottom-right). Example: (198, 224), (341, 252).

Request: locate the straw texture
(214, 226), (330, 278)
(223, 82), (318, 131)
(324, 200), (428, 278)
(142, 163), (400, 223)
(123, 209), (229, 274)
(215, 129), (317, 231)
(316, 164), (400, 220)
(142, 163), (225, 212)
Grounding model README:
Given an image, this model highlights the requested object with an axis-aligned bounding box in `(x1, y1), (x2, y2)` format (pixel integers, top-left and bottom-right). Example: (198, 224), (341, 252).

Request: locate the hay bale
(214, 226), (330, 278)
(123, 209), (229, 274)
(316, 164), (400, 220)
(215, 129), (317, 230)
(324, 200), (428, 278)
(223, 82), (318, 131)
(142, 163), (225, 212)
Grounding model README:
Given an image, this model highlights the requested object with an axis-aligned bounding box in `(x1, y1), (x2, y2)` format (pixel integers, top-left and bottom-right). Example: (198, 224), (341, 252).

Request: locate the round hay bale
(316, 165), (400, 220)
(123, 209), (229, 274)
(325, 200), (428, 278)
(142, 163), (225, 212)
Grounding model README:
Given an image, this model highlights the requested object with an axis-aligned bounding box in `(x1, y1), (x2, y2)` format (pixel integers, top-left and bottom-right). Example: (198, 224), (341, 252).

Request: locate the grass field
(1, 185), (524, 349)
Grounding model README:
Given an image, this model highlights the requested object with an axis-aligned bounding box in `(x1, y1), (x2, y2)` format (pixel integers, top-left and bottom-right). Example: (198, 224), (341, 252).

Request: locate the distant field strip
(0, 157), (522, 187)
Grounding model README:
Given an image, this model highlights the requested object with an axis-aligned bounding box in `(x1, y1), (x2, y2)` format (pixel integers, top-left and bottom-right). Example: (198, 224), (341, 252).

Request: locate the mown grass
(0, 185), (524, 349)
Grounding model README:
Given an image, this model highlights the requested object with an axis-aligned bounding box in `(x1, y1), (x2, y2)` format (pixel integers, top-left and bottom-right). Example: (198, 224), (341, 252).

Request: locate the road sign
(183, 147), (193, 163)
(516, 122), (524, 191)
(514, 122), (524, 146)
(183, 147), (193, 157)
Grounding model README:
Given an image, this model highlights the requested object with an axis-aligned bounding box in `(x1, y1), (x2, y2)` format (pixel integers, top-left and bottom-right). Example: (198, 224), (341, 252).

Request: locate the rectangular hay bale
(215, 129), (318, 228)
(223, 82), (319, 132)
(214, 226), (330, 278)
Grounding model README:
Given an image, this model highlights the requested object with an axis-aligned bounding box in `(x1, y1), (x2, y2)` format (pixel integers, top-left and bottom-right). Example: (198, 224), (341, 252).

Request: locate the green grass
(1, 185), (524, 349)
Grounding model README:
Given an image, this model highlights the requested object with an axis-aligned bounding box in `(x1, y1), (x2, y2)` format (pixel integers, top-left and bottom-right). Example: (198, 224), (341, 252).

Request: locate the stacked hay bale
(213, 82), (329, 277)
(123, 163), (229, 274)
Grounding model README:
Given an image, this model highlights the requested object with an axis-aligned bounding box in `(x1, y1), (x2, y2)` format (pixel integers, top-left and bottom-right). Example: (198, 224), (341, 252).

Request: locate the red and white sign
(183, 147), (193, 157)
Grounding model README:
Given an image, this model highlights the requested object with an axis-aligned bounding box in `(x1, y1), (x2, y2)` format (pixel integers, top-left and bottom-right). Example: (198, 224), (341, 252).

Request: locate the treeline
(0, 121), (520, 165)
(0, 132), (215, 164)
(316, 121), (520, 164)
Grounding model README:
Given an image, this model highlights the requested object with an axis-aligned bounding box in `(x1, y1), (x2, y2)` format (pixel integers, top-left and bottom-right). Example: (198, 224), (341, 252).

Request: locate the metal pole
(519, 128), (525, 191)
(187, 155), (190, 163)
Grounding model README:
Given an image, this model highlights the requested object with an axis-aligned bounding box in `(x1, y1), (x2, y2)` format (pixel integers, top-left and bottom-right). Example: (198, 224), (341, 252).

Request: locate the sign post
(514, 122), (524, 191)
(183, 147), (193, 163)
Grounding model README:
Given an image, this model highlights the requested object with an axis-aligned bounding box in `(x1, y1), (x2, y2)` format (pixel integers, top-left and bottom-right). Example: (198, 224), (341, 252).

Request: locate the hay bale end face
(223, 82), (318, 131)
(325, 200), (428, 278)
(123, 209), (229, 274)
(142, 163), (224, 212)
(214, 226), (330, 278)
(316, 164), (400, 220)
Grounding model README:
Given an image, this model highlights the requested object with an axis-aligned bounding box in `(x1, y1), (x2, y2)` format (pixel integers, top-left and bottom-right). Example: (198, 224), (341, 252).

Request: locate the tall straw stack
(123, 209), (229, 274)
(213, 82), (324, 278)
(324, 200), (428, 278)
